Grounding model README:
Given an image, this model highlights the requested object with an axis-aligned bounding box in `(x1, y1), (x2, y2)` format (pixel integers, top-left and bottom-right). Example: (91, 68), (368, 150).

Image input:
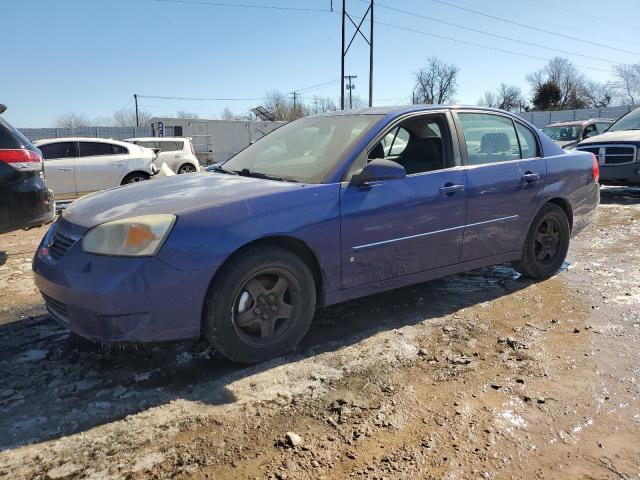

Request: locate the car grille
(578, 145), (637, 166)
(41, 292), (69, 324)
(49, 229), (80, 261)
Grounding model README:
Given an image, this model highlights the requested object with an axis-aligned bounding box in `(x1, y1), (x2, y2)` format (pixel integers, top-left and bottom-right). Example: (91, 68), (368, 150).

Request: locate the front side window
(136, 141), (158, 149)
(78, 142), (114, 157)
(366, 113), (453, 175)
(458, 113), (521, 165)
(223, 115), (382, 183)
(112, 145), (128, 154)
(583, 124), (597, 139)
(40, 142), (76, 160)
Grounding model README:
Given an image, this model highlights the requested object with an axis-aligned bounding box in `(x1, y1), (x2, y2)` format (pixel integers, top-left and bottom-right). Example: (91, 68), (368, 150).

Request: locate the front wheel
(512, 203), (570, 279)
(203, 246), (316, 364)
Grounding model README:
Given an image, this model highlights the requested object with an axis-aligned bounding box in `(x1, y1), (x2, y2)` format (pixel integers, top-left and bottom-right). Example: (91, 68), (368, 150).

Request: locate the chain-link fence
(20, 126), (152, 142)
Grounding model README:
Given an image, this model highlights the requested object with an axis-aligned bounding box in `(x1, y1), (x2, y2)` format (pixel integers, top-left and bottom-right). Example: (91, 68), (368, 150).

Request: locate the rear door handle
(112, 163), (124, 167)
(58, 168), (72, 172)
(522, 172), (540, 183)
(439, 183), (465, 195)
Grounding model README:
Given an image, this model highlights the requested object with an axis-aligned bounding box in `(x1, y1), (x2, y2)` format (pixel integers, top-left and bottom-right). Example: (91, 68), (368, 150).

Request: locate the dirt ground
(0, 187), (639, 480)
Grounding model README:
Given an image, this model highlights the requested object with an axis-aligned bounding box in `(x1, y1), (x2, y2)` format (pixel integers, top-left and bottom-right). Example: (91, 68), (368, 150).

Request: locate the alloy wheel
(534, 218), (561, 264)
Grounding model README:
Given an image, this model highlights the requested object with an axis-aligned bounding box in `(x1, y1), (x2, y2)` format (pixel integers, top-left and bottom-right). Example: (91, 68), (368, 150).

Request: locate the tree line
(413, 56), (640, 113)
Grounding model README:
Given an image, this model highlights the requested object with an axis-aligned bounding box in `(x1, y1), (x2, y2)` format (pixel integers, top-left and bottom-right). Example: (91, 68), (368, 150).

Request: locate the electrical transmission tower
(340, 0), (374, 110)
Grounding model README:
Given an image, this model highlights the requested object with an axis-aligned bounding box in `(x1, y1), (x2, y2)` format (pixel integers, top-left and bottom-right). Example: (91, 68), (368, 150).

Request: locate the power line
(153, 0), (332, 12)
(366, 0), (624, 65)
(430, 0), (640, 57)
(375, 20), (611, 73)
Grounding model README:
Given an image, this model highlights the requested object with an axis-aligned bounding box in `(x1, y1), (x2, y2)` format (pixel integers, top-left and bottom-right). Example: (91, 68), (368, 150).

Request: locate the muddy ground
(0, 187), (639, 480)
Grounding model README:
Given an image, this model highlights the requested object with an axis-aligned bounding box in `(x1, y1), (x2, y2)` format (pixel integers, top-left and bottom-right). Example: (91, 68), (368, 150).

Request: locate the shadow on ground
(0, 264), (532, 451)
(600, 185), (640, 205)
(0, 251), (6, 267)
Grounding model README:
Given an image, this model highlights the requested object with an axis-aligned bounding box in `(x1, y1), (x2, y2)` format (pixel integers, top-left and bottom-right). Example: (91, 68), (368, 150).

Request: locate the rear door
(340, 112), (467, 288)
(76, 141), (126, 194)
(454, 111), (547, 262)
(40, 141), (77, 198)
(157, 140), (184, 171)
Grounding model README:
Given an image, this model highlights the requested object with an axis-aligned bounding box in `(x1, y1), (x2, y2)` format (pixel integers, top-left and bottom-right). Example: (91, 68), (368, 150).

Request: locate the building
(149, 117), (285, 165)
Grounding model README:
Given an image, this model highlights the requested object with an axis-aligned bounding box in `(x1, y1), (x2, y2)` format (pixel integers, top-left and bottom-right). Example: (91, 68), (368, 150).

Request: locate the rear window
(158, 141), (182, 152)
(0, 117), (33, 150)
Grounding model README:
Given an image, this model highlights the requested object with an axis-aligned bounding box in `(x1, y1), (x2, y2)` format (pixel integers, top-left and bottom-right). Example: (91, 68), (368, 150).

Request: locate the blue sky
(2, 0), (640, 127)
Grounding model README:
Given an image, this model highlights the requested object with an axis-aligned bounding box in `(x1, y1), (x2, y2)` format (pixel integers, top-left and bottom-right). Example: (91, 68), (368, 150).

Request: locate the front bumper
(599, 163), (640, 185)
(33, 221), (215, 343)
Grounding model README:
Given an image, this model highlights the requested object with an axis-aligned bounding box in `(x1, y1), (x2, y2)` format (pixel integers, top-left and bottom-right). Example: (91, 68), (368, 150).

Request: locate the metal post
(134, 94), (139, 127)
(340, 0), (346, 110)
(369, 0), (374, 108)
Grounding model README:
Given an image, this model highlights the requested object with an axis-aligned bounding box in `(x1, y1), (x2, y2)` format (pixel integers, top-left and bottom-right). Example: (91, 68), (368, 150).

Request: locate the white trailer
(149, 117), (285, 165)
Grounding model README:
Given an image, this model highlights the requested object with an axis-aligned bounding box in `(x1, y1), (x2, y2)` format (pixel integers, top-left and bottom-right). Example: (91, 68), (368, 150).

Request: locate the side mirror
(350, 158), (406, 186)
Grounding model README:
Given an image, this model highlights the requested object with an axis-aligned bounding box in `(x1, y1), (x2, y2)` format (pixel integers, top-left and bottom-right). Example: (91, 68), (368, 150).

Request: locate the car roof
(34, 137), (134, 147)
(125, 137), (188, 142)
(545, 119), (615, 127)
(315, 104), (527, 117)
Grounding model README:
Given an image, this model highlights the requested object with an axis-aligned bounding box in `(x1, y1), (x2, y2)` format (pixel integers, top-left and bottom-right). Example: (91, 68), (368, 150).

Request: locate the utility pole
(290, 91), (299, 119)
(134, 93), (139, 127)
(340, 1), (374, 109)
(344, 75), (357, 109)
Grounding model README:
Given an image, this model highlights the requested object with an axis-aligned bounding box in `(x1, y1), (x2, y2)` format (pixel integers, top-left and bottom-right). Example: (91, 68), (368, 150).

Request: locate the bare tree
(526, 57), (588, 110)
(113, 108), (152, 127)
(613, 62), (640, 105)
(478, 83), (523, 111)
(54, 112), (91, 128)
(175, 110), (199, 119)
(582, 80), (615, 107)
(412, 57), (459, 105)
(308, 96), (337, 114)
(220, 107), (235, 120)
(263, 90), (292, 121)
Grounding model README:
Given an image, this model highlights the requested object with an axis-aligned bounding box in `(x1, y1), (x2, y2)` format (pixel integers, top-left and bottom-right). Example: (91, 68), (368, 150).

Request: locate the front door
(340, 112), (467, 289)
(40, 141), (77, 199)
(454, 112), (547, 262)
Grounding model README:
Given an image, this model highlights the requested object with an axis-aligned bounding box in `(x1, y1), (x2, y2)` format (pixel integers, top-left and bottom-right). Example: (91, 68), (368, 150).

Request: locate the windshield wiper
(209, 164), (239, 175)
(236, 168), (298, 183)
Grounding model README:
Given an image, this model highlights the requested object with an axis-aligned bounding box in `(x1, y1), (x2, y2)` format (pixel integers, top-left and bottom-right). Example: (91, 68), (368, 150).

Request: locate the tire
(177, 163), (197, 174)
(121, 172), (150, 185)
(512, 203), (570, 279)
(203, 246), (316, 364)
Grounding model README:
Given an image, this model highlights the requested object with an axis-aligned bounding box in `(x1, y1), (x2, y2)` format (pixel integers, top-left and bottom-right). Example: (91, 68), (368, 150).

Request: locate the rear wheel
(512, 203), (570, 279)
(177, 163), (197, 174)
(203, 246), (316, 364)
(121, 172), (150, 185)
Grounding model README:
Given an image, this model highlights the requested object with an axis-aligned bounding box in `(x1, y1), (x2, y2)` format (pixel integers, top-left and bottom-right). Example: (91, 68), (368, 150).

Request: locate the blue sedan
(33, 106), (600, 363)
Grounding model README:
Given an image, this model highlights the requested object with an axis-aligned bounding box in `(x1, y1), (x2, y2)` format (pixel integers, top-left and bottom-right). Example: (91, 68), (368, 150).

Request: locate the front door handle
(439, 183), (465, 195)
(522, 172), (540, 183)
(112, 163), (124, 167)
(58, 167), (72, 172)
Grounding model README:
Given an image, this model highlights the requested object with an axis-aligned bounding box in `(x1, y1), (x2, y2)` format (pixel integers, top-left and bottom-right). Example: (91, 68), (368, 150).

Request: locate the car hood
(579, 130), (640, 145)
(61, 173), (302, 229)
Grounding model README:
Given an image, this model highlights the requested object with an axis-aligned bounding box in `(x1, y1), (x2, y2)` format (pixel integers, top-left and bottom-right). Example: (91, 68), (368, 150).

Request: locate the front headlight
(82, 214), (176, 256)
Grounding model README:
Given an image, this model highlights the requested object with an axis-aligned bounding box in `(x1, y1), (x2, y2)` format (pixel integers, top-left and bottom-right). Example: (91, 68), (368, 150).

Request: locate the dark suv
(0, 105), (55, 234)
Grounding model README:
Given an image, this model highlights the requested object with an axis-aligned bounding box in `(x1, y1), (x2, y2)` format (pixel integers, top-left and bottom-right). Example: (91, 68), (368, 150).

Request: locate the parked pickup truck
(34, 105), (599, 364)
(577, 108), (640, 186)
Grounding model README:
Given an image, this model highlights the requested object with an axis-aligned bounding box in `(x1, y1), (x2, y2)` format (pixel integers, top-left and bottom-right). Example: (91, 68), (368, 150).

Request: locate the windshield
(608, 109), (640, 132)
(541, 125), (580, 141)
(221, 115), (383, 183)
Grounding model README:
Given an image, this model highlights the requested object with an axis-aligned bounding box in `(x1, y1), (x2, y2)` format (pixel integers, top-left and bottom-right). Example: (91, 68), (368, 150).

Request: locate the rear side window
(112, 144), (128, 154)
(158, 141), (181, 152)
(78, 142), (114, 157)
(136, 141), (157, 149)
(515, 123), (539, 159)
(458, 113), (521, 165)
(40, 142), (76, 160)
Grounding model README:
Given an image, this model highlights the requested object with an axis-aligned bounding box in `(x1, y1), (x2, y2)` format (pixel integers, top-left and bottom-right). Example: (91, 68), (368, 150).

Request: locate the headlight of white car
(82, 214), (176, 256)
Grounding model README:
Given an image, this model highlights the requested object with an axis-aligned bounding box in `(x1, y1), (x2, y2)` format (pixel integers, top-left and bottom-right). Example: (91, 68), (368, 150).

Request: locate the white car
(125, 137), (200, 174)
(34, 137), (158, 200)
